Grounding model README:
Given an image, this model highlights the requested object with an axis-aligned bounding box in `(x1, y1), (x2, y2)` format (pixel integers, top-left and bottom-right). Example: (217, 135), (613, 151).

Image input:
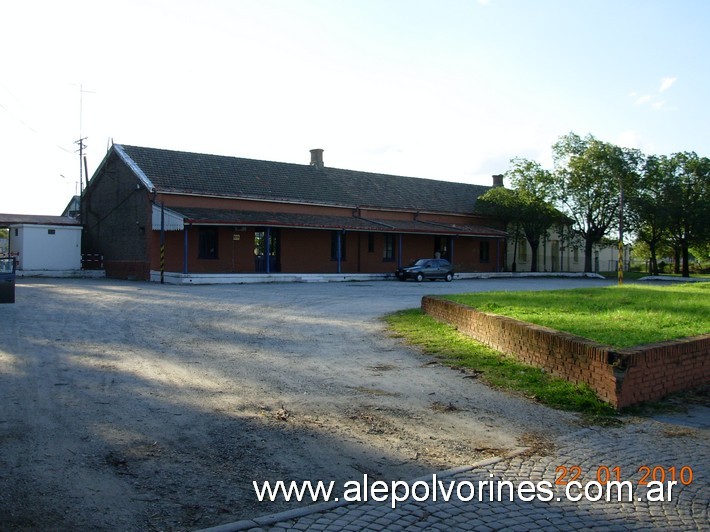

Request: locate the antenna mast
(75, 84), (94, 194)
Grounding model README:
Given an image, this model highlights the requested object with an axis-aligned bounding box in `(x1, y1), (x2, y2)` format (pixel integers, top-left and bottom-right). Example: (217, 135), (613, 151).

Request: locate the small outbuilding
(0, 214), (82, 274)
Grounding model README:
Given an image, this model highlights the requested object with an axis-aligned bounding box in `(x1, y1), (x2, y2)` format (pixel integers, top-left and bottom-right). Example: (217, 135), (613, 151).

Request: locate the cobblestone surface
(205, 407), (709, 531)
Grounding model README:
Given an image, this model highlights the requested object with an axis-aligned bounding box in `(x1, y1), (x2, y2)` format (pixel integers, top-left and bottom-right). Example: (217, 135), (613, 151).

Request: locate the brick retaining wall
(421, 296), (709, 409)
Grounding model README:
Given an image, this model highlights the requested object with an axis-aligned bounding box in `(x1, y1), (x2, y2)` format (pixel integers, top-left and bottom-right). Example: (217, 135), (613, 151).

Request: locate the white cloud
(659, 77), (677, 92)
(631, 77), (677, 110)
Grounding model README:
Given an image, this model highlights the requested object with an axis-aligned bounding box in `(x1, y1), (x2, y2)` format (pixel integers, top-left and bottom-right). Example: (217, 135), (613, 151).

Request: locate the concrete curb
(195, 449), (530, 532)
(638, 275), (708, 282)
(149, 270), (606, 285)
(15, 269), (106, 278)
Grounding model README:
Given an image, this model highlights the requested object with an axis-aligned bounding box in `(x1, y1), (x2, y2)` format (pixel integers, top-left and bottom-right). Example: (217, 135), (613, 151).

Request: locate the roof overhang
(151, 204), (186, 231)
(153, 206), (506, 238)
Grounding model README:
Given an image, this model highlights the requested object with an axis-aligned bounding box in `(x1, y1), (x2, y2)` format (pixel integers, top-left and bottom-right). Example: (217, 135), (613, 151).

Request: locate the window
(573, 247), (579, 263)
(479, 241), (490, 262)
(48, 229), (56, 235)
(367, 232), (374, 253)
(331, 231), (346, 261)
(199, 227), (219, 259)
(383, 234), (395, 261)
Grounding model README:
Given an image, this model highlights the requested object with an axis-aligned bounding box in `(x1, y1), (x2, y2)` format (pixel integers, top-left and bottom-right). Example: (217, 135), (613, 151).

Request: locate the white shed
(0, 214), (82, 273)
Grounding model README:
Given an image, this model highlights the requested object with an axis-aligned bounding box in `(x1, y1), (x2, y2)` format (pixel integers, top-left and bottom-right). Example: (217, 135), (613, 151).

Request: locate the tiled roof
(0, 214), (81, 226)
(116, 145), (490, 215)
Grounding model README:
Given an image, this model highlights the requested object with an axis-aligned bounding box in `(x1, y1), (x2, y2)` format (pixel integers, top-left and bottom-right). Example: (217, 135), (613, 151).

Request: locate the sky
(1, 0), (708, 215)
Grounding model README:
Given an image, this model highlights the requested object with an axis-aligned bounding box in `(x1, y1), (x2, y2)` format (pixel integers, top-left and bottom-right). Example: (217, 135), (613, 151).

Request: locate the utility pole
(75, 84), (95, 193)
(618, 177), (624, 286)
(75, 137), (87, 194)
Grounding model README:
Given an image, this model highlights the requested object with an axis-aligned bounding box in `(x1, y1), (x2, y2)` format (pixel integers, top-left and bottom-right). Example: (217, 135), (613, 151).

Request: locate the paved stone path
(202, 406), (709, 531)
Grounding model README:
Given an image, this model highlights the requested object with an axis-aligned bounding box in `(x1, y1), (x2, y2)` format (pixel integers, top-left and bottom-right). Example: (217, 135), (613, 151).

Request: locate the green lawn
(384, 283), (708, 417)
(384, 309), (616, 417)
(444, 283), (710, 348)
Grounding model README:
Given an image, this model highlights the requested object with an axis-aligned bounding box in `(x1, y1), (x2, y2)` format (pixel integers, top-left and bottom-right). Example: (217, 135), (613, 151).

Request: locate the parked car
(396, 258), (454, 282)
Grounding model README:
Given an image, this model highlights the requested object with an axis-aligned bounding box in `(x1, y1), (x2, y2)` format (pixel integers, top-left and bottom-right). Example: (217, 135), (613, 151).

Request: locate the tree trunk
(682, 240), (690, 277)
(649, 242), (659, 276)
(584, 237), (594, 273)
(529, 239), (540, 272)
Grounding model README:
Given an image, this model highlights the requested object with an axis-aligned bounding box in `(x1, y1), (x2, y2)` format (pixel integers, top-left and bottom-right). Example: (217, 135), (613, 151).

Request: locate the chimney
(310, 148), (324, 170)
(492, 174), (504, 187)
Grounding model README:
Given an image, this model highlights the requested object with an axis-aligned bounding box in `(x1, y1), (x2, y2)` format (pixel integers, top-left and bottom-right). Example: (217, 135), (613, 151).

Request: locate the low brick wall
(422, 296), (710, 409)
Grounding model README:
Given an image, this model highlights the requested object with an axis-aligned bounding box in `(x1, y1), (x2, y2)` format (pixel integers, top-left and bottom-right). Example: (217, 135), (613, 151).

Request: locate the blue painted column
(496, 238), (501, 272)
(183, 226), (189, 274)
(449, 236), (455, 265)
(397, 234), (402, 268)
(337, 231), (342, 274)
(265, 227), (271, 273)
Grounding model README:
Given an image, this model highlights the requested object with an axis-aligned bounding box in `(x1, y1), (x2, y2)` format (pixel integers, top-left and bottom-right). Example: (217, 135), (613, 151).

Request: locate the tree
(663, 152), (710, 277)
(551, 133), (643, 273)
(505, 158), (562, 272)
(627, 155), (672, 275)
(477, 160), (561, 272)
(476, 186), (524, 271)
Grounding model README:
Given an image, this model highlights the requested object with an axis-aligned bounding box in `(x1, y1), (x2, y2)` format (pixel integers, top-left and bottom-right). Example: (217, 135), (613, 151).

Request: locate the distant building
(62, 196), (81, 219)
(507, 232), (631, 273)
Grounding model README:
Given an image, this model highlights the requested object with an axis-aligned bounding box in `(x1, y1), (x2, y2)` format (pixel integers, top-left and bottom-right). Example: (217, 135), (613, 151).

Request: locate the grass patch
(384, 309), (616, 419)
(444, 283), (710, 348)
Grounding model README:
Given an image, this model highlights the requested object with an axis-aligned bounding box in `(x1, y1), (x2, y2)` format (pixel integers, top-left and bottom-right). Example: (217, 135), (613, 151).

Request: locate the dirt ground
(0, 277), (605, 531)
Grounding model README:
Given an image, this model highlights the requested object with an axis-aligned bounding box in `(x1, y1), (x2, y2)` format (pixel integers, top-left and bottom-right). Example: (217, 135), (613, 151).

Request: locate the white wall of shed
(10, 224), (82, 270)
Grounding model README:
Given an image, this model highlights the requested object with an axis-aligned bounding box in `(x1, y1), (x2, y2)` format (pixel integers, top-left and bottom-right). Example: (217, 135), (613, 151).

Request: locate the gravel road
(0, 276), (612, 531)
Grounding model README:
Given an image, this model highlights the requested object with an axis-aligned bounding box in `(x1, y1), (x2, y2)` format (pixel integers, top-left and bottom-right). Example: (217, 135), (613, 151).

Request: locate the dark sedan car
(396, 258), (454, 282)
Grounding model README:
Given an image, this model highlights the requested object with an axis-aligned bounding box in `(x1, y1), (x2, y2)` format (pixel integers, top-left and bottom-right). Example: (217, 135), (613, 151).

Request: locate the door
(254, 229), (280, 273)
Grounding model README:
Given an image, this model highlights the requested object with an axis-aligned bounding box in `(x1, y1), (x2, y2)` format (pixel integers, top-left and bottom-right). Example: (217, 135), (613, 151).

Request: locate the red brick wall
(422, 296), (709, 409)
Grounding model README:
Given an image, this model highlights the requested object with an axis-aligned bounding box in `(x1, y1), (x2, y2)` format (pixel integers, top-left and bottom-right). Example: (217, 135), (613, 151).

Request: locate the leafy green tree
(690, 242), (710, 268)
(505, 158), (563, 272)
(551, 133), (643, 273)
(476, 186), (524, 271)
(478, 160), (561, 272)
(627, 155), (672, 275)
(663, 152), (710, 277)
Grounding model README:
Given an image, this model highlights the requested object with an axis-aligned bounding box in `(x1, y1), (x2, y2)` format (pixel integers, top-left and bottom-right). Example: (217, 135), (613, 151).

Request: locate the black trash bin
(0, 257), (16, 304)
